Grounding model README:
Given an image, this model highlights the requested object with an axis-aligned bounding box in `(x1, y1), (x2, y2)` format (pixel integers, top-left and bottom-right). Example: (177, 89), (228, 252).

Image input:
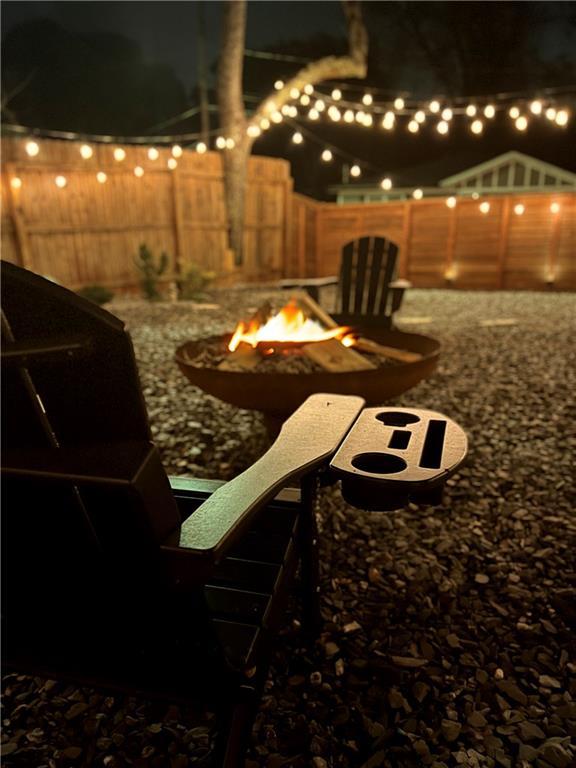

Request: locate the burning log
(302, 338), (376, 372)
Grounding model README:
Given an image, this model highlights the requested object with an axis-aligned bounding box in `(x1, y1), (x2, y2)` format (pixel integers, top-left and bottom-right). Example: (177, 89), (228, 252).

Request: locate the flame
(228, 299), (354, 352)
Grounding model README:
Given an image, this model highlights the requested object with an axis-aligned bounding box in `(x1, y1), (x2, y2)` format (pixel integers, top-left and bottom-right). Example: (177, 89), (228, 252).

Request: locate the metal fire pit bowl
(175, 328), (441, 427)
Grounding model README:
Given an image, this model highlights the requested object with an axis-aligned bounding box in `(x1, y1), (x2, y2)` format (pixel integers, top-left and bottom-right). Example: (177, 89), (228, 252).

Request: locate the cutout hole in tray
(376, 411), (421, 426)
(419, 419), (447, 468)
(352, 452), (407, 475)
(388, 430), (411, 450)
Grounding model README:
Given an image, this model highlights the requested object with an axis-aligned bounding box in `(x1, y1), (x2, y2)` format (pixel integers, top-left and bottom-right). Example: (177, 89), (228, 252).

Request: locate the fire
(228, 299), (354, 352)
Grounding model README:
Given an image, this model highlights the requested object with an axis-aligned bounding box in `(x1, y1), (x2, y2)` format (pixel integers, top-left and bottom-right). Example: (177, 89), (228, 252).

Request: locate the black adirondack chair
(280, 236), (410, 329)
(0, 261), (366, 766)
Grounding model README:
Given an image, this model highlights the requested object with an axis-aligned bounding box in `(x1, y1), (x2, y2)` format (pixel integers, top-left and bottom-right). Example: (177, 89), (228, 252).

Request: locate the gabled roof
(439, 151), (576, 187)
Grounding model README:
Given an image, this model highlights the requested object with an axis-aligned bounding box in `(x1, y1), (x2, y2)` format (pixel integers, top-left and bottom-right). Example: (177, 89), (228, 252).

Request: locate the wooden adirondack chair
(0, 261), (365, 766)
(280, 236), (410, 329)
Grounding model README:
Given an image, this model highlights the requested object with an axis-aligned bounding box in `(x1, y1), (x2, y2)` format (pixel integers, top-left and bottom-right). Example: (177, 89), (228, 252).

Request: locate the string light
(300, 94), (311, 106)
(429, 100), (441, 113)
(509, 106), (520, 119)
(515, 116), (528, 131)
(274, 80), (284, 90)
(344, 109), (355, 123)
(555, 110), (569, 126)
(271, 110), (283, 123)
(147, 147), (159, 161)
(133, 166), (144, 177)
(10, 177), (22, 189)
(260, 118), (270, 130)
(446, 196), (456, 208)
(465, 105), (477, 117)
(530, 100), (543, 115)
(331, 89), (342, 101)
(380, 177), (392, 190)
(394, 97), (405, 110)
(55, 175), (67, 188)
(550, 202), (560, 214)
(215, 136), (226, 149)
(412, 188), (423, 200)
(314, 100), (325, 112)
(225, 138), (235, 149)
(113, 148), (126, 162)
(247, 124), (261, 137)
(362, 93), (373, 106)
(328, 106), (341, 121)
(172, 145), (183, 158)
(437, 120), (449, 135)
(355, 110), (365, 124)
(304, 84), (314, 95)
(514, 203), (525, 215)
(350, 164), (361, 177)
(80, 144), (93, 159)
(479, 201), (490, 214)
(484, 104), (496, 118)
(292, 131), (303, 144)
(471, 119), (484, 134)
(408, 120), (419, 133)
(472, 192), (480, 200)
(441, 108), (453, 121)
(382, 111), (395, 130)
(25, 140), (40, 157)
(196, 142), (207, 153)
(308, 109), (320, 120)
(321, 149), (333, 162)
(414, 110), (426, 123)
(281, 104), (291, 116)
(167, 158), (177, 170)
(289, 87), (300, 99)
(96, 171), (107, 183)
(363, 113), (373, 127)
(545, 107), (557, 121)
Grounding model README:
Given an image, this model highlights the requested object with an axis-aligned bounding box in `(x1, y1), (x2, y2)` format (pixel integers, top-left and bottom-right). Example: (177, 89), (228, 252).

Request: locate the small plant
(135, 243), (169, 301)
(178, 263), (216, 301)
(77, 284), (114, 305)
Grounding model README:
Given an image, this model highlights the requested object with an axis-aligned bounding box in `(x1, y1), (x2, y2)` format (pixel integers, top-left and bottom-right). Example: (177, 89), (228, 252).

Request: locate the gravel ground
(2, 289), (576, 768)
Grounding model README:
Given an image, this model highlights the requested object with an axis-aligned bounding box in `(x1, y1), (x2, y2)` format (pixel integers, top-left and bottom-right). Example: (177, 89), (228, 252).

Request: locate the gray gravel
(2, 289), (575, 768)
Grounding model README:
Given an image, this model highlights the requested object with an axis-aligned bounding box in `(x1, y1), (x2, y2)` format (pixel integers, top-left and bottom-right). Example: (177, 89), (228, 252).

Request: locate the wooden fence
(1, 137), (293, 289)
(289, 192), (576, 290)
(2, 136), (574, 291)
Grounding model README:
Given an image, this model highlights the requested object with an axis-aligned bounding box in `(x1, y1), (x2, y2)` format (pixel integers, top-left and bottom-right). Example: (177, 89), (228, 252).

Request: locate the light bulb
(96, 171), (107, 183)
(545, 107), (557, 120)
(429, 100), (440, 113)
(441, 108), (453, 121)
(479, 201), (490, 214)
(509, 106), (520, 119)
(408, 120), (419, 133)
(331, 88), (342, 101)
(133, 166), (144, 178)
(271, 111), (283, 123)
(415, 110), (426, 123)
(350, 164), (361, 177)
(380, 177), (392, 190)
(147, 147), (159, 161)
(472, 192), (480, 200)
(25, 140), (40, 157)
(225, 138), (235, 150)
(289, 106), (298, 117)
(300, 94), (310, 106)
(167, 158), (177, 170)
(382, 112), (395, 130)
(304, 84), (314, 95)
(355, 110), (365, 123)
(363, 114), (373, 127)
(10, 177), (22, 189)
(471, 119), (484, 134)
(196, 142), (207, 153)
(80, 144), (93, 159)
(514, 203), (525, 216)
(172, 145), (183, 157)
(216, 136), (226, 149)
(484, 104), (496, 118)
(412, 188), (423, 200)
(465, 104), (477, 117)
(314, 100), (325, 111)
(55, 175), (67, 188)
(264, 100), (276, 113)
(292, 132), (303, 144)
(344, 109), (354, 123)
(321, 149), (333, 162)
(260, 118), (270, 130)
(446, 196), (456, 208)
(328, 107), (341, 122)
(274, 80), (284, 90)
(362, 93), (373, 106)
(247, 124), (261, 137)
(437, 120), (449, 134)
(550, 202), (560, 214)
(281, 104), (291, 116)
(308, 109), (319, 121)
(113, 148), (126, 162)
(394, 97), (405, 110)
(289, 87), (300, 100)
(515, 116), (528, 131)
(555, 110), (569, 126)
(530, 100), (542, 115)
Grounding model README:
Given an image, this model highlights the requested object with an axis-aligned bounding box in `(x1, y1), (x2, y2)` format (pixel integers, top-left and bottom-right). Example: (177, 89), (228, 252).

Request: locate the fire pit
(176, 294), (440, 429)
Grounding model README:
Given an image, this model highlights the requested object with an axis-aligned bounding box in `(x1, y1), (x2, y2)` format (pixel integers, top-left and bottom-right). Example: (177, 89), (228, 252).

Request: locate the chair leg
(214, 683), (260, 768)
(299, 474), (322, 636)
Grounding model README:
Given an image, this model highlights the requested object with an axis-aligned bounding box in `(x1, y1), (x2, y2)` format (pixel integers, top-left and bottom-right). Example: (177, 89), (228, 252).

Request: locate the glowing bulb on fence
(555, 110), (569, 126)
(292, 132), (303, 144)
(225, 138), (235, 150)
(331, 89), (342, 101)
(446, 196), (456, 208)
(216, 136), (226, 149)
(437, 120), (449, 135)
(196, 142), (207, 154)
(80, 144), (93, 159)
(172, 145), (183, 158)
(147, 147), (159, 161)
(300, 94), (310, 106)
(550, 202), (560, 214)
(350, 164), (361, 178)
(274, 80), (284, 90)
(289, 87), (300, 100)
(465, 104), (477, 117)
(382, 112), (395, 130)
(408, 120), (419, 133)
(25, 140), (40, 157)
(308, 109), (319, 120)
(11, 177), (22, 190)
(314, 99), (325, 111)
(472, 192), (480, 200)
(167, 158), (177, 170)
(344, 109), (354, 123)
(380, 177), (392, 191)
(362, 93), (373, 106)
(96, 172), (107, 184)
(113, 147), (126, 162)
(479, 201), (490, 214)
(394, 97), (405, 110)
(55, 175), (67, 188)
(412, 188), (423, 200)
(429, 100), (440, 113)
(304, 84), (314, 95)
(545, 107), (557, 121)
(414, 110), (426, 123)
(509, 106), (520, 119)
(441, 108), (453, 121)
(471, 119), (484, 135)
(321, 149), (333, 162)
(530, 100), (543, 115)
(133, 166), (144, 178)
(515, 116), (528, 131)
(514, 203), (525, 216)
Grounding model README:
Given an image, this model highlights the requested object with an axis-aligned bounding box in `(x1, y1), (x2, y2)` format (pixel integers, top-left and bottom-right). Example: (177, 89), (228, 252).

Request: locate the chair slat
(340, 241), (355, 314)
(365, 238), (385, 315)
(354, 237), (370, 314)
(378, 241), (399, 315)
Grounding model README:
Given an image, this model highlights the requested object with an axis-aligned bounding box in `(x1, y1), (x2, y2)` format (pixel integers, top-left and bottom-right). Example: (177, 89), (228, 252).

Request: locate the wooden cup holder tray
(330, 407), (468, 511)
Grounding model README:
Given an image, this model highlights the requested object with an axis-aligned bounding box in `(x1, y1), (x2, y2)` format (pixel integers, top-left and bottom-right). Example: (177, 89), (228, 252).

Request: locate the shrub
(135, 243), (169, 301)
(178, 264), (215, 301)
(77, 284), (114, 305)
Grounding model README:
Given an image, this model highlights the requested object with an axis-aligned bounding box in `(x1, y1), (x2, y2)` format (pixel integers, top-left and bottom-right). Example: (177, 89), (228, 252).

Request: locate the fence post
(445, 203), (457, 282)
(400, 200), (412, 279)
(5, 163), (33, 270)
(547, 203), (561, 284)
(171, 167), (185, 278)
(497, 197), (511, 288)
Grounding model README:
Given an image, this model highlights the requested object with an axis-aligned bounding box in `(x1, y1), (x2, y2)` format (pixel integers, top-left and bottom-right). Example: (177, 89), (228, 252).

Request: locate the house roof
(438, 150), (576, 187)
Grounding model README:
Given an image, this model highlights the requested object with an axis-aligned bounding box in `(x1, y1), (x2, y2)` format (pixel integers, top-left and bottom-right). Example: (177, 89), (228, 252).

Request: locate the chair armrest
(389, 279), (412, 289)
(278, 276), (338, 288)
